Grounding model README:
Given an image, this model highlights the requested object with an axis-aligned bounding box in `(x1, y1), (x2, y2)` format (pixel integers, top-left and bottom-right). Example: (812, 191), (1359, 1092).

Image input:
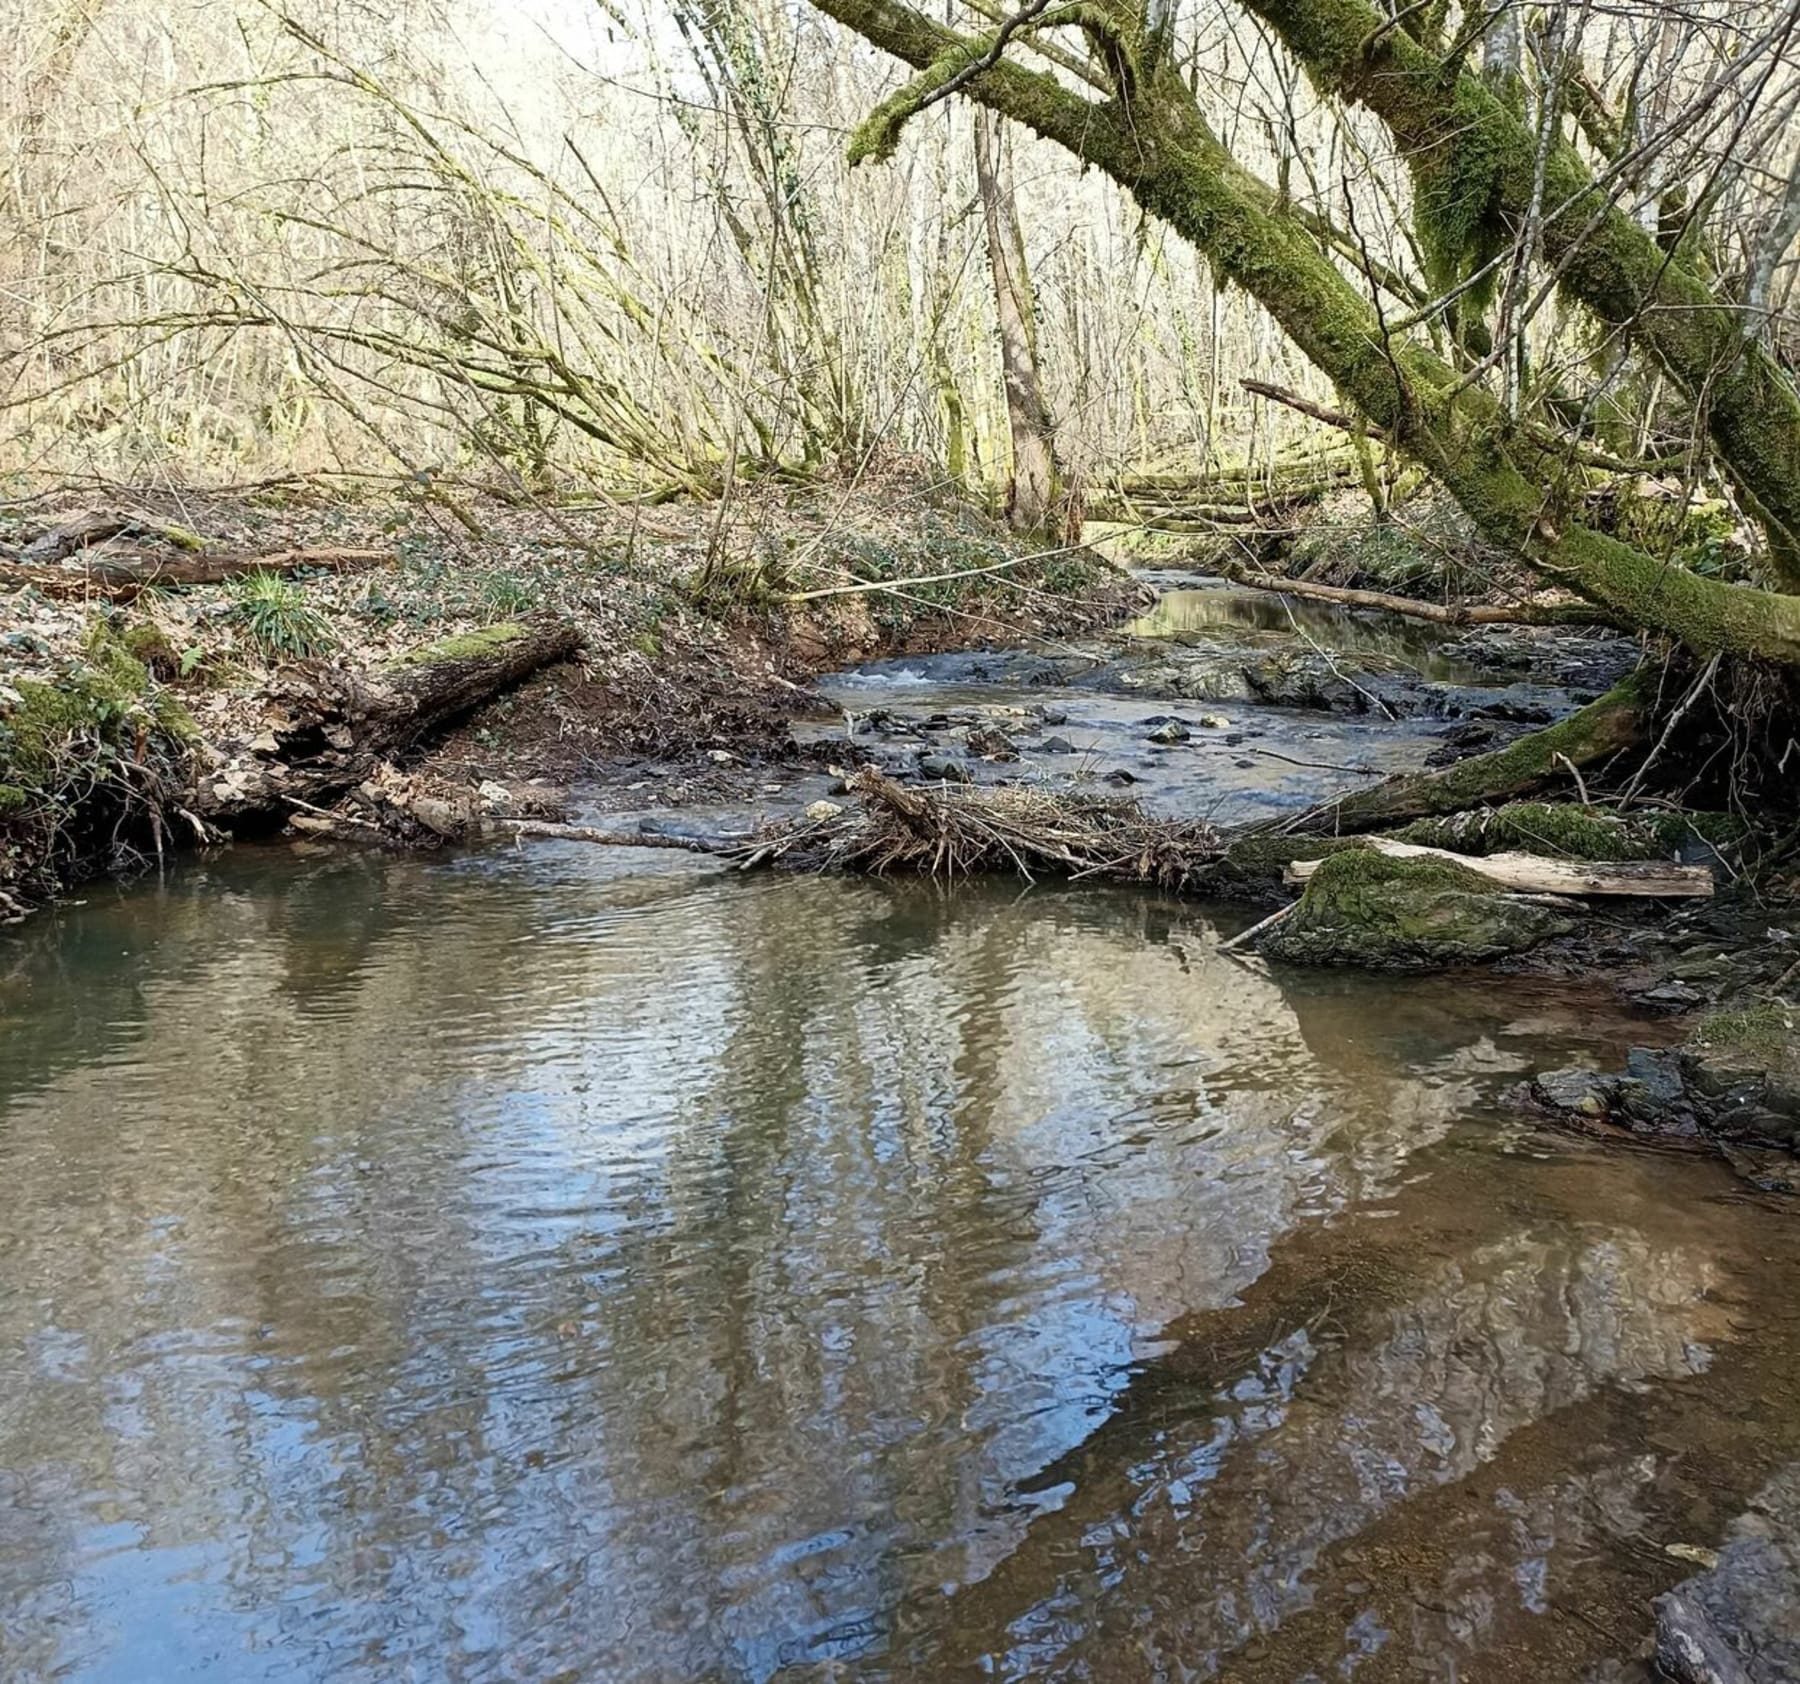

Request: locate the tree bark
(1233, 0), (1800, 588)
(974, 109), (1060, 535)
(1282, 675), (1649, 835)
(817, 0), (1800, 664)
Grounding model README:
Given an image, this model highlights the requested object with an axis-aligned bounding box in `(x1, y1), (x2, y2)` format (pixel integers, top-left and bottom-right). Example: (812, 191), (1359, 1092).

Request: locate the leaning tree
(807, 0), (1800, 824)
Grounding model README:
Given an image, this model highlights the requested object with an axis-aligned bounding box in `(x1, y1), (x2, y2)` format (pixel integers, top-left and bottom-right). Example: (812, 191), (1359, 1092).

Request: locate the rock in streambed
(1260, 849), (1575, 970)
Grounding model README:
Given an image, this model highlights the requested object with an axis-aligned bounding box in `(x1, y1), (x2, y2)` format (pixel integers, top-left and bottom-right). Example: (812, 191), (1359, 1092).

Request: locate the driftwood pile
(745, 769), (1224, 888)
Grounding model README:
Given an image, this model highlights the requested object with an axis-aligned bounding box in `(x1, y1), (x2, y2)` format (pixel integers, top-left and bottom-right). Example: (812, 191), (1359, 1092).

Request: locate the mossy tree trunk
(1233, 0), (1800, 589)
(816, 0), (1800, 666)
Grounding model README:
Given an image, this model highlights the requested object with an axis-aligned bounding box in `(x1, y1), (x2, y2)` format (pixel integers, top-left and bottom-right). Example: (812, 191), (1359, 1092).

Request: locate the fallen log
(2, 546), (392, 601)
(1221, 562), (1607, 628)
(1285, 838), (1713, 898)
(196, 619), (582, 827)
(1281, 674), (1650, 836)
(16, 509), (203, 564)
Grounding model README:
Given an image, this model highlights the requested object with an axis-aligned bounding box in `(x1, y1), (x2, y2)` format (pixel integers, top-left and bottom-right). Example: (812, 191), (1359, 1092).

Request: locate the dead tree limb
(196, 619), (582, 827)
(1286, 837), (1713, 896)
(2, 547), (393, 601)
(1221, 562), (1609, 626)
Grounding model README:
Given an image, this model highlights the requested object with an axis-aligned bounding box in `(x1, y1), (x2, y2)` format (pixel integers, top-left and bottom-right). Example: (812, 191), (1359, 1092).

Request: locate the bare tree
(974, 109), (1060, 534)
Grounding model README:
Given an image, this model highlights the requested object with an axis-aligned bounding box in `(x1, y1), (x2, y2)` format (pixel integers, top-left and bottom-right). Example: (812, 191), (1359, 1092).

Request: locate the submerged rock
(1146, 719), (1191, 744)
(1262, 849), (1574, 970)
(964, 726), (1019, 760)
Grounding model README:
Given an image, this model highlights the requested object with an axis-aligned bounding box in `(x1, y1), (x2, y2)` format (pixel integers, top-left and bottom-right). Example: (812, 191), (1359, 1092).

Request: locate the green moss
(848, 46), (977, 165)
(1391, 802), (1742, 861)
(1263, 845), (1573, 968)
(1413, 78), (1508, 319)
(391, 623), (531, 666)
(1692, 998), (1796, 1062)
(1, 622), (193, 790)
(0, 783), (29, 813)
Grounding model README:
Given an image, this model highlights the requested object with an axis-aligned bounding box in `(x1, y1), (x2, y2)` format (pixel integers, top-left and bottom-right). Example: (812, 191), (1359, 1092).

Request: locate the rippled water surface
(4, 843), (1800, 1682)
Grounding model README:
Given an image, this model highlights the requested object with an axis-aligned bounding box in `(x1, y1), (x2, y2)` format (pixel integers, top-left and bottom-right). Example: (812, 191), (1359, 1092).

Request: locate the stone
(1199, 713), (1231, 729)
(1041, 736), (1077, 754)
(1103, 768), (1141, 786)
(917, 751), (972, 784)
(965, 726), (1019, 759)
(1532, 1067), (1614, 1118)
(1147, 720), (1190, 744)
(804, 800), (844, 820)
(1262, 849), (1573, 970)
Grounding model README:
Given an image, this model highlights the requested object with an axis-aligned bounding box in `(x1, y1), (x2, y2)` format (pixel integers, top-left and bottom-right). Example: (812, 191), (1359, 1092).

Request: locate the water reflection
(1127, 586), (1481, 682)
(0, 848), (1795, 1682)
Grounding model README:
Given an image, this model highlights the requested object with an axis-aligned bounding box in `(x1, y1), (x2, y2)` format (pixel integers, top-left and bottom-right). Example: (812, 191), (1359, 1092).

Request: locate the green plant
(224, 573), (337, 660)
(478, 571), (537, 617)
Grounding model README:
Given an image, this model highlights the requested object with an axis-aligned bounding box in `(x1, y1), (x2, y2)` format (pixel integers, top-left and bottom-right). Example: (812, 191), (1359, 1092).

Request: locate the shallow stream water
(3, 585), (1797, 1682)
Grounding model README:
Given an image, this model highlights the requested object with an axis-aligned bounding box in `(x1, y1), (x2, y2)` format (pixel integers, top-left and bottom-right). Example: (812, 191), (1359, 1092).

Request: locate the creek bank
(1525, 996), (1800, 1158)
(0, 477), (1137, 918)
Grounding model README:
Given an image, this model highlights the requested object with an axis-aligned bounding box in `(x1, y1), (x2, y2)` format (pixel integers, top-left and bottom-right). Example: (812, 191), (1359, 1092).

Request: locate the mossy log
(196, 619), (581, 827)
(15, 510), (204, 565)
(1286, 838), (1713, 897)
(1235, 0), (1800, 588)
(2, 547), (392, 602)
(1280, 674), (1649, 835)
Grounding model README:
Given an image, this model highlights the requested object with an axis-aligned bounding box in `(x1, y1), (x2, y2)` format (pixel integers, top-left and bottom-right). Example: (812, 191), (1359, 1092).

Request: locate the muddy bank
(0, 477), (1137, 916)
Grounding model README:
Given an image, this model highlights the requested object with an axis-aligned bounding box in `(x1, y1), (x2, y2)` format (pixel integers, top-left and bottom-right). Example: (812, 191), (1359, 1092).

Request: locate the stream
(2, 578), (1795, 1682)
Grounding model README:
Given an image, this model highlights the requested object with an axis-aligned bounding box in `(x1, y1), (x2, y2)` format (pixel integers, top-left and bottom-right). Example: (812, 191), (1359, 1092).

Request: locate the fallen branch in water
(1285, 838), (1713, 897)
(484, 817), (743, 856)
(1221, 561), (1606, 628)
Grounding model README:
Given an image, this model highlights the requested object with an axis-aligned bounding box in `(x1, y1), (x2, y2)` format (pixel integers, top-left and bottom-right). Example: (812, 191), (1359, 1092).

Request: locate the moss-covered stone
(1681, 997), (1800, 1145)
(1262, 847), (1572, 969)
